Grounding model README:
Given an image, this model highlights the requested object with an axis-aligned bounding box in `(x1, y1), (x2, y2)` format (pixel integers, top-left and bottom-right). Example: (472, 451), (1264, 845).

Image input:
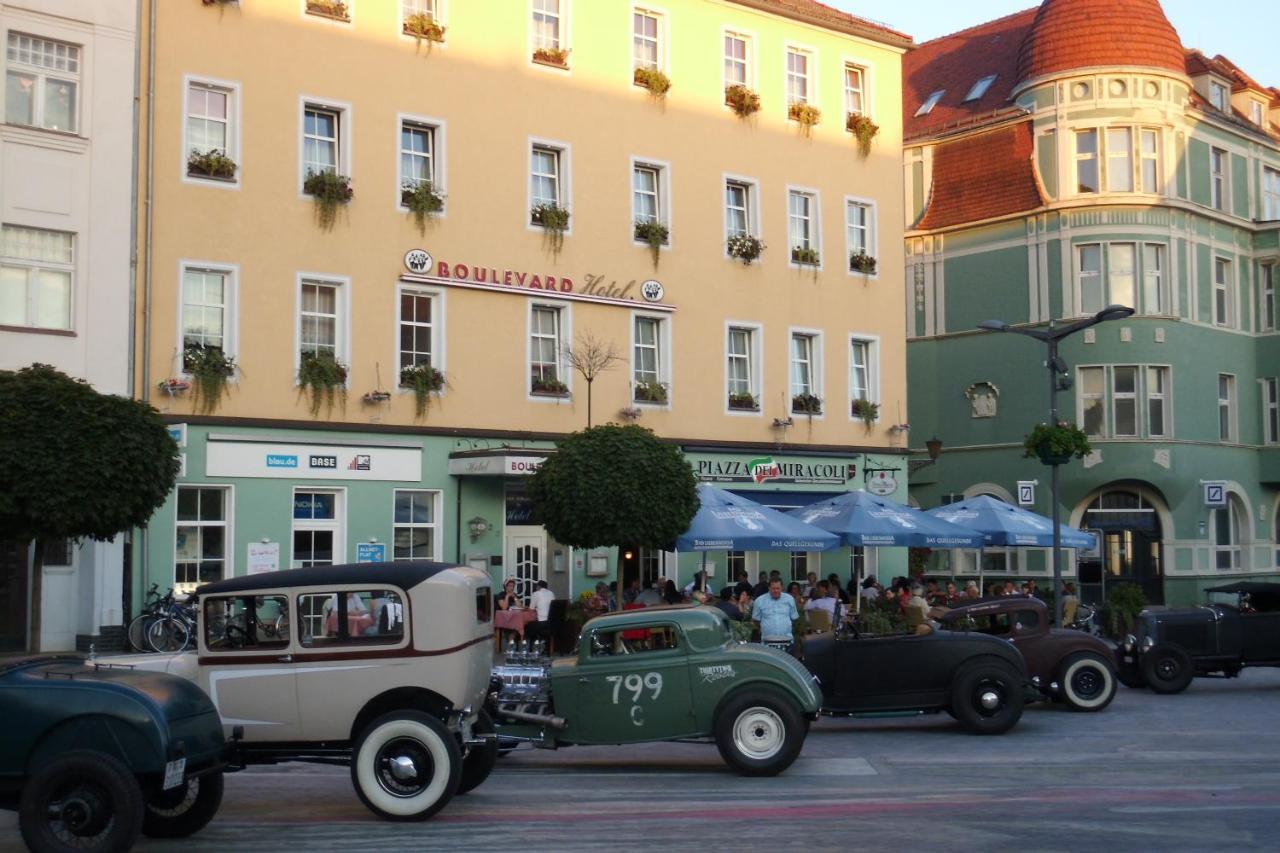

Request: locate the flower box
(402, 13), (446, 42)
(633, 381), (668, 404)
(849, 250), (877, 275)
(633, 67), (671, 96)
(531, 377), (570, 397)
(791, 393), (822, 415)
(305, 0), (349, 22)
(728, 392), (758, 411)
(791, 246), (820, 266)
(727, 234), (765, 264)
(845, 112), (880, 157)
(532, 47), (570, 68)
(1023, 421), (1091, 466)
(787, 102), (821, 135)
(724, 84), (760, 117)
(187, 149), (237, 181)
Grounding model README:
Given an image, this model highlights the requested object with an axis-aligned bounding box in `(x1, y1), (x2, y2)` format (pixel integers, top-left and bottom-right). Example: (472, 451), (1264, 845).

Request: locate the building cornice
(724, 0), (913, 51)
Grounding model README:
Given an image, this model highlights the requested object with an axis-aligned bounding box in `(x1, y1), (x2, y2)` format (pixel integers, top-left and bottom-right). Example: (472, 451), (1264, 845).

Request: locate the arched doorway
(1076, 488), (1165, 605)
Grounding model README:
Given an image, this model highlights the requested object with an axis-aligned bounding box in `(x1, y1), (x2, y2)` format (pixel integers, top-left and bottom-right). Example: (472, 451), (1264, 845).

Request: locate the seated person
(904, 584), (932, 631)
(716, 587), (743, 621)
(495, 579), (524, 611)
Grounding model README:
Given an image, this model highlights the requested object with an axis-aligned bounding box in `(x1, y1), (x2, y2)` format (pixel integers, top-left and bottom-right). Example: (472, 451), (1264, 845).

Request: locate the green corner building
(903, 0), (1279, 606)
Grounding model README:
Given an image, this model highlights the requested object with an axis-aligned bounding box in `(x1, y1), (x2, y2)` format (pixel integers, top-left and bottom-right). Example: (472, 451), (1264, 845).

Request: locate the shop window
(175, 486), (228, 591)
(292, 489), (343, 568)
(204, 594), (289, 650)
(393, 490), (439, 561)
(298, 590), (404, 646)
(0, 224), (74, 331)
(5, 32), (79, 133)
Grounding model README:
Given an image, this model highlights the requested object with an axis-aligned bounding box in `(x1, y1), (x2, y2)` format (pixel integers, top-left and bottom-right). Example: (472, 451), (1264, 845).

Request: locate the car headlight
(1123, 634), (1136, 652)
(1141, 636), (1154, 652)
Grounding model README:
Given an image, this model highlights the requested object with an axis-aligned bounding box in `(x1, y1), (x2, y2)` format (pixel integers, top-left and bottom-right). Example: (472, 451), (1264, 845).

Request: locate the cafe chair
(807, 609), (833, 634)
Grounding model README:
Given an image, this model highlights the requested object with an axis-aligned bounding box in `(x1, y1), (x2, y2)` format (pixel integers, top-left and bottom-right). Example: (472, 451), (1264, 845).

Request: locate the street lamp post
(977, 305), (1135, 627)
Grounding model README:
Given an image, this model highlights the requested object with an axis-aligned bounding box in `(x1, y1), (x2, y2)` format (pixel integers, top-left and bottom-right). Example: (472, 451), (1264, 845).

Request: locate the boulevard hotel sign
(402, 248), (673, 312)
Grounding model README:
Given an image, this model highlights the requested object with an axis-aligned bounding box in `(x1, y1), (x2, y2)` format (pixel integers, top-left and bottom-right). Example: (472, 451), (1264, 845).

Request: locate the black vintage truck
(1116, 582), (1280, 694)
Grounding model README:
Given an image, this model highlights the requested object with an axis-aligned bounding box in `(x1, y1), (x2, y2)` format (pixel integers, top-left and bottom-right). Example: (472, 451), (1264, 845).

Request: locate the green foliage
(633, 219), (669, 267)
(527, 424), (699, 551)
(531, 203), (570, 256)
(401, 181), (445, 234)
(856, 607), (907, 636)
(183, 343), (236, 414)
(305, 0), (348, 20)
(297, 350), (348, 416)
(0, 364), (180, 545)
(532, 47), (570, 67)
(531, 376), (569, 396)
(633, 380), (668, 404)
(186, 149), (237, 180)
(791, 393), (822, 415)
(908, 547), (932, 577)
(726, 233), (765, 264)
(852, 398), (879, 428)
(787, 102), (821, 136)
(303, 170), (353, 230)
(724, 84), (760, 117)
(791, 246), (820, 266)
(1107, 582), (1147, 636)
(1023, 420), (1092, 463)
(845, 112), (880, 157)
(402, 12), (446, 43)
(727, 391), (758, 411)
(729, 620), (756, 643)
(399, 363), (446, 419)
(849, 249), (877, 274)
(633, 67), (671, 96)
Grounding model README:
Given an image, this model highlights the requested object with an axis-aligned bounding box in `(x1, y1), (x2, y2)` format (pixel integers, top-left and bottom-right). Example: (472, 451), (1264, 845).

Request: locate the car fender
(27, 712), (167, 777)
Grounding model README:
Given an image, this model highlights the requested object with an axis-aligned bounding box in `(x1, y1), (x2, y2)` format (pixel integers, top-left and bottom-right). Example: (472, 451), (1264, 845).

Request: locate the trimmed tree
(527, 424), (699, 617)
(0, 364), (180, 650)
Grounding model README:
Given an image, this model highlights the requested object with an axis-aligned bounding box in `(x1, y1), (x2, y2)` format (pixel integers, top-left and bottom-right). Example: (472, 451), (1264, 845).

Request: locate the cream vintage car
(99, 561), (496, 821)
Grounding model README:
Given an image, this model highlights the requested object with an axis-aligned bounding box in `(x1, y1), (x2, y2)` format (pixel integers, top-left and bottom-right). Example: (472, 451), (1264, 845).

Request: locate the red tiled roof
(1212, 54), (1271, 95)
(902, 8), (1038, 140)
(915, 121), (1045, 230)
(728, 0), (913, 47)
(1015, 0), (1185, 83)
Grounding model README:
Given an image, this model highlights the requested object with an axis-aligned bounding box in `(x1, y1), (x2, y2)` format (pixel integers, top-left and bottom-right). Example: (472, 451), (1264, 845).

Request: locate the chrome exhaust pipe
(498, 708), (567, 730)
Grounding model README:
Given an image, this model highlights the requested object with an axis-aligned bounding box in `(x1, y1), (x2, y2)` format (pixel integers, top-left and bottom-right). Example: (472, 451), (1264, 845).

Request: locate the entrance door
(0, 540), (28, 652)
(505, 526), (545, 602)
(1078, 490), (1164, 606)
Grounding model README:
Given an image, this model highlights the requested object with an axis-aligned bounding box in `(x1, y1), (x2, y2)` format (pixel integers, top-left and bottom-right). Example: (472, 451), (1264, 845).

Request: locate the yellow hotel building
(133, 0), (912, 605)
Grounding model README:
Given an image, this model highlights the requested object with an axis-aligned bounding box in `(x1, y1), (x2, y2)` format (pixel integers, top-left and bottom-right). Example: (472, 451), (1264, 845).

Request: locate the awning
(447, 450), (549, 476)
(728, 489), (843, 511)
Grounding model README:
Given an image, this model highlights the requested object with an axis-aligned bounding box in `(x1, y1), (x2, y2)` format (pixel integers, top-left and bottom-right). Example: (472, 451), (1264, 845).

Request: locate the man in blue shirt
(752, 579), (798, 641)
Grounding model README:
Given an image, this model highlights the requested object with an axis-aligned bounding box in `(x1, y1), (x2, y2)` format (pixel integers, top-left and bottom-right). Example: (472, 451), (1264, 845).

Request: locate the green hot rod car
(0, 655), (226, 853)
(490, 605), (821, 775)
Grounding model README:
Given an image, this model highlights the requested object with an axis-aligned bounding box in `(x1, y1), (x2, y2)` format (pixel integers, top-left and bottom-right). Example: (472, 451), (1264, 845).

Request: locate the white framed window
(1263, 377), (1278, 445)
(528, 139), (570, 227)
(0, 224), (73, 331)
(846, 199), (872, 254)
(1140, 128), (1160, 193)
(789, 551), (810, 584)
(787, 188), (820, 266)
(631, 158), (670, 244)
(393, 489), (440, 561)
(1108, 243), (1136, 310)
(785, 46), (812, 106)
(1210, 147), (1228, 211)
(1141, 243), (1166, 314)
(531, 0), (564, 52)
(4, 32), (79, 133)
(1213, 257), (1233, 327)
(299, 97), (351, 192)
(1251, 100), (1265, 126)
(1076, 244), (1103, 314)
(848, 335), (878, 409)
(1209, 81), (1228, 111)
(725, 323), (761, 412)
(399, 116), (445, 209)
(401, 0), (443, 39)
(1077, 365), (1171, 438)
(1262, 263), (1276, 331)
(1263, 168), (1280, 221)
(1211, 493), (1243, 570)
(632, 8), (664, 73)
(175, 486), (230, 592)
(1075, 129), (1099, 194)
(292, 488), (345, 568)
(183, 78), (239, 185)
(723, 31), (750, 90)
(632, 312), (669, 405)
(844, 63), (867, 115)
(963, 74), (996, 103)
(915, 89), (944, 117)
(529, 302), (570, 396)
(790, 330), (822, 413)
(180, 263), (238, 371)
(724, 176), (757, 239)
(296, 275), (349, 375)
(397, 285), (442, 376)
(1213, 371), (1233, 438)
(1106, 128), (1133, 192)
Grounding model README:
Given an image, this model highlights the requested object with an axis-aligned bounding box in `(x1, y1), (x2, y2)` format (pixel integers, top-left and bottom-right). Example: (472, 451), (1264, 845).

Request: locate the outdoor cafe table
(494, 607), (538, 649)
(325, 610), (375, 638)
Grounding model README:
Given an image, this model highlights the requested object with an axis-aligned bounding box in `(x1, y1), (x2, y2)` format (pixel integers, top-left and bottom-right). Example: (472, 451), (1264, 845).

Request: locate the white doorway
(505, 526), (545, 602)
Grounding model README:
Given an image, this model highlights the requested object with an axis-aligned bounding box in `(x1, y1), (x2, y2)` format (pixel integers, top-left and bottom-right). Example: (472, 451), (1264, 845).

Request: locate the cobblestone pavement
(4, 669), (1280, 851)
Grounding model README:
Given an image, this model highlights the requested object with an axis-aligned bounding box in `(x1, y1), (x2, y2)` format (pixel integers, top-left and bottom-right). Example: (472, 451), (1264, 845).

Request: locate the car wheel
(1057, 652), (1117, 712)
(19, 750), (144, 853)
(141, 770), (223, 838)
(950, 660), (1025, 735)
(351, 710), (461, 821)
(713, 688), (805, 777)
(456, 711), (498, 795)
(1142, 644), (1194, 695)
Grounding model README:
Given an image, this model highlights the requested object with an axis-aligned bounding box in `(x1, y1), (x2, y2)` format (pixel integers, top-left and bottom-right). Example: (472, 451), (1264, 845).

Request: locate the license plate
(1122, 655), (1133, 663)
(163, 758), (186, 790)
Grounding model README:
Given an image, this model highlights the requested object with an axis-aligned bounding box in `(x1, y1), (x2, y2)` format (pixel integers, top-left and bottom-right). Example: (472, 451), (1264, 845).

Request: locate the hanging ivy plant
(297, 350), (348, 416)
(1023, 421), (1092, 465)
(402, 12), (446, 44)
(852, 398), (880, 429)
(186, 149), (237, 180)
(724, 84), (761, 118)
(633, 220), (669, 267)
(633, 67), (672, 97)
(401, 181), (445, 234)
(303, 170), (353, 230)
(727, 233), (765, 265)
(845, 112), (880, 158)
(183, 344), (236, 414)
(530, 203), (570, 256)
(787, 102), (822, 136)
(399, 363), (446, 419)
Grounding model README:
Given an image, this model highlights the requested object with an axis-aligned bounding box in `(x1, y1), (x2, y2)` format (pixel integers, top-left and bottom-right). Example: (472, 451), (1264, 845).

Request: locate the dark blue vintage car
(1117, 582), (1280, 694)
(0, 655), (226, 853)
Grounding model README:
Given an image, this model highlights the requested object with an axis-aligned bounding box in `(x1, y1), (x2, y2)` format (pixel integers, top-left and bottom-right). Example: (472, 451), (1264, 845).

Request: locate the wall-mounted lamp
(908, 436), (944, 475)
(623, 550), (634, 561)
(468, 516), (491, 542)
(1198, 519), (1207, 537)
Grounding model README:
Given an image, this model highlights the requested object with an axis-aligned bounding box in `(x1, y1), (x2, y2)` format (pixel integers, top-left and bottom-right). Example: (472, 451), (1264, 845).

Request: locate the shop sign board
(207, 440), (421, 481)
(866, 471), (897, 496)
(1017, 481), (1036, 506)
(356, 543), (386, 563)
(693, 455), (851, 485)
(447, 455), (545, 476)
(1203, 481), (1226, 507)
(247, 542), (279, 575)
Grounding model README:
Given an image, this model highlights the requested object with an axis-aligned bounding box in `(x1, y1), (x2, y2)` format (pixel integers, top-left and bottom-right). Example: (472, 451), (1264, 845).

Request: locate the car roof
(1205, 582), (1280, 595)
(195, 561), (467, 595)
(587, 604), (718, 629)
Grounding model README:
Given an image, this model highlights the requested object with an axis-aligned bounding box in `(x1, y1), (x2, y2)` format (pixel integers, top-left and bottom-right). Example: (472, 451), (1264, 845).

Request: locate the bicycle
(126, 584), (166, 652)
(145, 593), (198, 653)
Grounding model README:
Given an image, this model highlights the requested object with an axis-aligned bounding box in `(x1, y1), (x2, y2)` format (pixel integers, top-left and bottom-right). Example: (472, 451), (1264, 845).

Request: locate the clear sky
(832, 0), (1280, 87)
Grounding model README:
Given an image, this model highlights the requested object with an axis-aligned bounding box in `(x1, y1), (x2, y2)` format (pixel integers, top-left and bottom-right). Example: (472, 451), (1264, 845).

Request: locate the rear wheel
(19, 751), (144, 853)
(350, 711), (461, 821)
(127, 614), (153, 652)
(456, 711), (498, 795)
(141, 771), (223, 838)
(1057, 652), (1117, 712)
(713, 688), (805, 777)
(950, 660), (1025, 735)
(146, 616), (190, 653)
(1142, 644), (1194, 694)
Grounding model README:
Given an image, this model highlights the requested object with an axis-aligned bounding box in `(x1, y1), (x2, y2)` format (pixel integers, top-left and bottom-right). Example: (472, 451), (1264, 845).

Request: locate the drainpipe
(139, 0), (158, 596)
(123, 0), (145, 625)
(454, 478), (462, 563)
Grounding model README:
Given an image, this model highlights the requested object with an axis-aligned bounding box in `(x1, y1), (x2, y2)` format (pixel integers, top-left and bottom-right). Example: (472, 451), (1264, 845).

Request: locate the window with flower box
(531, 0), (568, 67)
(632, 9), (663, 73)
(788, 189), (820, 266)
(181, 264), (237, 370)
(529, 303), (569, 396)
(184, 79), (238, 183)
(790, 331), (822, 414)
(724, 32), (749, 89)
(632, 313), (669, 405)
(726, 324), (760, 411)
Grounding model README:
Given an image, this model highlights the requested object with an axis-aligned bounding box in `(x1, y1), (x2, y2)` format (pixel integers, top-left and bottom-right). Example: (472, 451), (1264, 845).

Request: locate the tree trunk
(28, 538), (44, 653)
(586, 379), (593, 428)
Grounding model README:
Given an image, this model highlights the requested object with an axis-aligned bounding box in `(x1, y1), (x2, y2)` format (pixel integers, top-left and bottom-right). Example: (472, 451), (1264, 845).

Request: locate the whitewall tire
(1058, 652), (1117, 712)
(350, 711), (461, 821)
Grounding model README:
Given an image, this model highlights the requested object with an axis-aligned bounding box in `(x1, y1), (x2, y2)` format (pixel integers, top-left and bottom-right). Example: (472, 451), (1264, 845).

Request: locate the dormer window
(963, 75), (996, 103)
(1209, 81), (1228, 111)
(915, 90), (944, 117)
(1250, 100), (1264, 125)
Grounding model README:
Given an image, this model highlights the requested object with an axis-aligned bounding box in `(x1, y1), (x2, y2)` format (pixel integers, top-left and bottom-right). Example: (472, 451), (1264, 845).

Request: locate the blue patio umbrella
(675, 484), (840, 553)
(926, 495), (1097, 550)
(786, 491), (985, 549)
